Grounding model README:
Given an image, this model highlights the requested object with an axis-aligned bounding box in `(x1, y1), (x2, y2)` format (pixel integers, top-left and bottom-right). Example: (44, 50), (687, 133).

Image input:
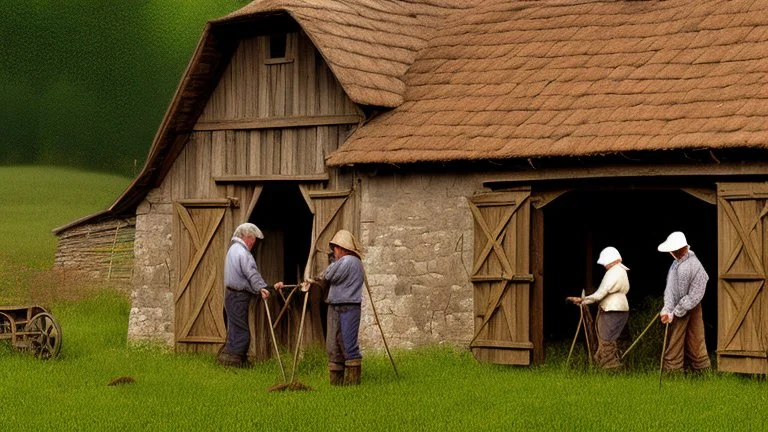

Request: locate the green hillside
(0, 1), (248, 176)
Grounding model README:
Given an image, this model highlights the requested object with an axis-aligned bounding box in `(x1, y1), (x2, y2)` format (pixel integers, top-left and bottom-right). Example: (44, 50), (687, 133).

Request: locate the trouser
(594, 309), (628, 369)
(326, 303), (362, 364)
(223, 289), (252, 357)
(663, 303), (710, 371)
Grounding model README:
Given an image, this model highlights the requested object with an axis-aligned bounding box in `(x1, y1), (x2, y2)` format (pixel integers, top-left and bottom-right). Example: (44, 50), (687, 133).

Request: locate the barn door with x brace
(469, 189), (534, 365)
(717, 182), (768, 374)
(173, 198), (235, 352)
(298, 186), (357, 345)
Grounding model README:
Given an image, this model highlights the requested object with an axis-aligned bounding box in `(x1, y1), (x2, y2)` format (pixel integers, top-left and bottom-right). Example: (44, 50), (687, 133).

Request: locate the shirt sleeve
(661, 266), (676, 316)
(673, 265), (708, 317)
(583, 270), (617, 305)
(324, 257), (349, 284)
(240, 252), (267, 295)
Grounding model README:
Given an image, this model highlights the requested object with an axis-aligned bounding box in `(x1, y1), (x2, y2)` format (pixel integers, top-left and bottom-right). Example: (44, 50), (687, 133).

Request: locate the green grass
(0, 165), (130, 302)
(1, 166), (767, 430)
(1, 288), (766, 430)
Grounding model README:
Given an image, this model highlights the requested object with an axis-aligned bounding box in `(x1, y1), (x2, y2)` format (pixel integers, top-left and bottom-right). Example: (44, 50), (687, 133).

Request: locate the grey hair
(233, 223), (264, 240)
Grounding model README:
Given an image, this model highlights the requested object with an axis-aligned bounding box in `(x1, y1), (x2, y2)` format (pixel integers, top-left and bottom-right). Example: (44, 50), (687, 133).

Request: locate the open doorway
(542, 188), (717, 354)
(248, 183), (319, 347)
(250, 183), (313, 285)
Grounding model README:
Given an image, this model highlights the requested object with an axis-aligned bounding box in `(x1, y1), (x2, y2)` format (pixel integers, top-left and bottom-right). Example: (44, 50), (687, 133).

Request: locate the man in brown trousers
(657, 231), (711, 372)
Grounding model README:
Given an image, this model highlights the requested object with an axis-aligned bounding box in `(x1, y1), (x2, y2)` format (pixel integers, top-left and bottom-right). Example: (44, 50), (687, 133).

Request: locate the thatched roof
(218, 0), (480, 107)
(54, 0), (472, 233)
(327, 0), (768, 166)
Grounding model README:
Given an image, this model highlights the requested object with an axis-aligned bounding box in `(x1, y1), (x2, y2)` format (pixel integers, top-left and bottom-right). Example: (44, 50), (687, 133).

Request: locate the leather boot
(329, 362), (345, 386)
(344, 359), (361, 386)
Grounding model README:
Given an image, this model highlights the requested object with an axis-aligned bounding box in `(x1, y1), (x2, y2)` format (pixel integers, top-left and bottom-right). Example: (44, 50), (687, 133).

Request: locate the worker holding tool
(657, 231), (710, 372)
(218, 223), (274, 367)
(566, 246), (630, 369)
(291, 229), (365, 386)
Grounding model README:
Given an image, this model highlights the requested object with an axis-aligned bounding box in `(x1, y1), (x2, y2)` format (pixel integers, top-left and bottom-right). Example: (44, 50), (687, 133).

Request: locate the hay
(268, 381), (313, 392)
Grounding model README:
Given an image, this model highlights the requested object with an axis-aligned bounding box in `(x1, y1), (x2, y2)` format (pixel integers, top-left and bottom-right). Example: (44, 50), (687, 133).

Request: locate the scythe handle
(363, 271), (399, 377)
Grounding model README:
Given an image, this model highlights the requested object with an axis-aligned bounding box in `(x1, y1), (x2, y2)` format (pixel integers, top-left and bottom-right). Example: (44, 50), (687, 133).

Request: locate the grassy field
(1, 166), (766, 430)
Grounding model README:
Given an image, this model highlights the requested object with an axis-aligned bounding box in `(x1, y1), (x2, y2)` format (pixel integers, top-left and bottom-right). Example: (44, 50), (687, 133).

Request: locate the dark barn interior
(249, 183), (327, 345)
(542, 188), (718, 352)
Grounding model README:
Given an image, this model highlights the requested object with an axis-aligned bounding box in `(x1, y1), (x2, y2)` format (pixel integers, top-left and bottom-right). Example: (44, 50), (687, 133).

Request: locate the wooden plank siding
(717, 182), (768, 374)
(162, 29), (360, 353)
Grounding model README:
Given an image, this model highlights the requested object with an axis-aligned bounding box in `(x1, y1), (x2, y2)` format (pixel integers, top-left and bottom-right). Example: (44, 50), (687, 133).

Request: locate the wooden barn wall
(198, 31), (359, 120)
(55, 217), (136, 283)
(129, 29), (360, 351)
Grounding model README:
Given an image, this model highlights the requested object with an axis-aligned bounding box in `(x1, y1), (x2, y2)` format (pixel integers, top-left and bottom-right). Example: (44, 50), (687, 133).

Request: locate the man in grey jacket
(218, 223), (272, 367)
(657, 231), (711, 372)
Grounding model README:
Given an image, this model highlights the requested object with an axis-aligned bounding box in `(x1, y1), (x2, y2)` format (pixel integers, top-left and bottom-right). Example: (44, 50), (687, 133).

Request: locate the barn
(54, 0), (768, 374)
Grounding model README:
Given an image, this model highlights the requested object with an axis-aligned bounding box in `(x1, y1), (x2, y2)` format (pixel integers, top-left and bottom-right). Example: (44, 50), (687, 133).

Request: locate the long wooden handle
(621, 314), (658, 359)
(262, 298), (286, 382)
(271, 285), (299, 329)
(565, 305), (584, 369)
(659, 323), (669, 389)
(290, 289), (310, 383)
(363, 271), (399, 377)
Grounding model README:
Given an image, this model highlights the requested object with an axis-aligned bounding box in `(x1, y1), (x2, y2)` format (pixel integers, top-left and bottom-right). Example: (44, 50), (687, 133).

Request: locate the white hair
(233, 223), (264, 240)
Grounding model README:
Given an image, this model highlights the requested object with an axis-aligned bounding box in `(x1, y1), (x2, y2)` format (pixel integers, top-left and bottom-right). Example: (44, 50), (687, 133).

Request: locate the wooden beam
(470, 340), (534, 350)
(214, 174), (329, 183)
(175, 198), (232, 207)
(483, 163), (768, 185)
(193, 115), (360, 131)
(718, 350), (768, 358)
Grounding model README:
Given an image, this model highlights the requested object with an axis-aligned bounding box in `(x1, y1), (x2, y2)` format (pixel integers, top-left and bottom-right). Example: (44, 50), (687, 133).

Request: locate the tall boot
(344, 359), (361, 386)
(329, 362), (345, 386)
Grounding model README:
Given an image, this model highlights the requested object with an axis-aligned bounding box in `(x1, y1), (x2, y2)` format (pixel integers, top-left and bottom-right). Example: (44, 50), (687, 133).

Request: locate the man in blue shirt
(218, 223), (273, 367)
(303, 229), (365, 385)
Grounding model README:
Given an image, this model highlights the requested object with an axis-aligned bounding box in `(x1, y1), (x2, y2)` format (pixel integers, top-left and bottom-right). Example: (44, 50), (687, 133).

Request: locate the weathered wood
(194, 115), (360, 131)
(469, 189), (533, 365)
(716, 182), (768, 374)
(530, 204), (544, 365)
(214, 174), (329, 183)
(174, 202), (229, 351)
(483, 164), (768, 185)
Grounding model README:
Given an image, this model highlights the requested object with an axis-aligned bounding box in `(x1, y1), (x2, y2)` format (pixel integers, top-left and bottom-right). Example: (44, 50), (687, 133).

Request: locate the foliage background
(0, 1), (249, 177)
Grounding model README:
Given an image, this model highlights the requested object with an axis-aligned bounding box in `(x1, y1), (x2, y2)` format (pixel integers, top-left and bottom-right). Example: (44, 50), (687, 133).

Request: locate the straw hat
(596, 247), (622, 266)
(329, 229), (363, 257)
(658, 231), (689, 252)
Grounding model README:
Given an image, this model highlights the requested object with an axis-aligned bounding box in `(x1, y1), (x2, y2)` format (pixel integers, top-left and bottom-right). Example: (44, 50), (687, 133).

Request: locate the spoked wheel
(24, 312), (62, 358)
(0, 311), (13, 336)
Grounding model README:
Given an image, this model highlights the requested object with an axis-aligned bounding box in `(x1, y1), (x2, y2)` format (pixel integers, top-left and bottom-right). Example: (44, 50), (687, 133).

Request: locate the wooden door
(717, 182), (768, 374)
(469, 189), (534, 365)
(174, 199), (231, 352)
(300, 187), (357, 345)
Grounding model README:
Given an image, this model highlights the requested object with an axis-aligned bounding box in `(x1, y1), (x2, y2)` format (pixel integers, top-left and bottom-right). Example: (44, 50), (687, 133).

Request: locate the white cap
(597, 247), (622, 266)
(658, 231), (689, 252)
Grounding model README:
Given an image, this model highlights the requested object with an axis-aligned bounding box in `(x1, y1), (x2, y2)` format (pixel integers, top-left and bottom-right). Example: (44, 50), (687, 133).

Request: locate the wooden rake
(268, 286), (313, 392)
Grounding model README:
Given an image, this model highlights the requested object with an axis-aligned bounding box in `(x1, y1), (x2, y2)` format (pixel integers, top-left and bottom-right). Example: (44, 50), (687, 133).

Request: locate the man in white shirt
(567, 246), (630, 369)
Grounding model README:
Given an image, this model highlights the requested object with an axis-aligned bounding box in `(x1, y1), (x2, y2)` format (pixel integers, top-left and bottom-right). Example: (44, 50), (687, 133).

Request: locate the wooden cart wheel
(24, 312), (62, 358)
(0, 311), (13, 336)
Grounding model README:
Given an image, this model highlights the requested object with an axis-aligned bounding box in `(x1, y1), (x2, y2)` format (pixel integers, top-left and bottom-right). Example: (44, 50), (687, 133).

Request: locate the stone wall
(127, 185), (175, 346)
(358, 171), (484, 350)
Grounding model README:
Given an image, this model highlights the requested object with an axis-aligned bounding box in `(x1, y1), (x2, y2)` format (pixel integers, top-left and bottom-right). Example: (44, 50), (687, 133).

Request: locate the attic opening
(541, 188), (717, 356)
(267, 32), (288, 60)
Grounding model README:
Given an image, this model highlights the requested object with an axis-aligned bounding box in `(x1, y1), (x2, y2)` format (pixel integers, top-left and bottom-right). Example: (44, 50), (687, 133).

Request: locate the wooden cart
(0, 305), (62, 358)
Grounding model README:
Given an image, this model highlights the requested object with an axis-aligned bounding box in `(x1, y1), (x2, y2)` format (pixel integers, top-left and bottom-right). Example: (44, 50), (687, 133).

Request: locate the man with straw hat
(657, 231), (710, 372)
(567, 246), (630, 369)
(218, 223), (274, 367)
(303, 229), (365, 385)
